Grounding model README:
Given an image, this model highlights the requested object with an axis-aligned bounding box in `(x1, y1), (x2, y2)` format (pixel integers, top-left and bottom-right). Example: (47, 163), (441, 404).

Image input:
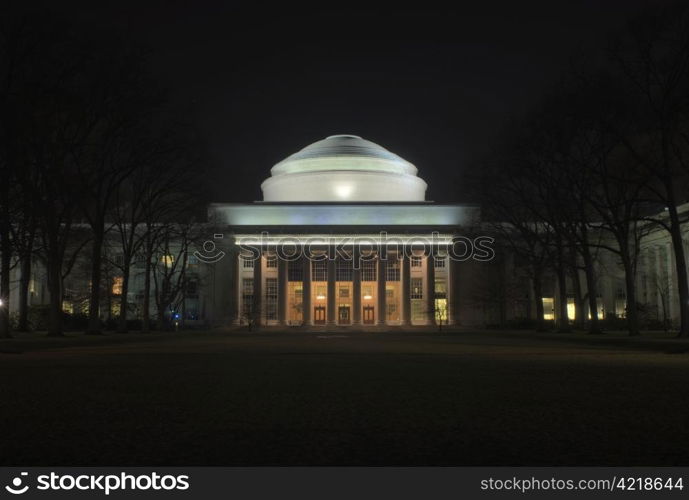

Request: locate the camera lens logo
(193, 234), (225, 263)
(5, 472), (29, 495)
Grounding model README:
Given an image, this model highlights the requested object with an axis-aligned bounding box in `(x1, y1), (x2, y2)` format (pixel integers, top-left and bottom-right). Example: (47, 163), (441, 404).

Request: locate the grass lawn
(1, 328), (688, 466)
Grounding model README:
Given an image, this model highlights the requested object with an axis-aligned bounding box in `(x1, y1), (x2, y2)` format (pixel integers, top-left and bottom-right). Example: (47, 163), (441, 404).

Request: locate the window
(242, 255), (254, 269)
(386, 259), (400, 281)
(161, 255), (174, 268)
(412, 301), (425, 321)
(411, 278), (423, 299)
(336, 258), (352, 281)
(266, 255), (277, 268)
(434, 255), (446, 268)
(411, 256), (422, 267)
(288, 261), (303, 281)
(188, 255), (199, 266)
(265, 278), (278, 320)
(186, 280), (198, 297)
(362, 259), (376, 281)
(312, 260), (327, 281)
(434, 279), (446, 298)
(242, 278), (254, 314)
(542, 297), (554, 320)
(112, 276), (123, 295)
(339, 287), (350, 298)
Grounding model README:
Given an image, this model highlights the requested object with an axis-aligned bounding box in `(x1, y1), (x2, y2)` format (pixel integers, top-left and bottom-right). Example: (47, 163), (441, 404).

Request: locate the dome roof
(271, 134), (418, 176)
(261, 135), (427, 202)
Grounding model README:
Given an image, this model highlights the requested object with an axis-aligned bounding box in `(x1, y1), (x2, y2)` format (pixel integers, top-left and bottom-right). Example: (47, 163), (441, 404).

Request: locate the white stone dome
(261, 135), (428, 201)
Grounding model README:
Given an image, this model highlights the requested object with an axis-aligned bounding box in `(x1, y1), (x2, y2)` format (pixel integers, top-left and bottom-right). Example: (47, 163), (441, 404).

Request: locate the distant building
(4, 134), (687, 329)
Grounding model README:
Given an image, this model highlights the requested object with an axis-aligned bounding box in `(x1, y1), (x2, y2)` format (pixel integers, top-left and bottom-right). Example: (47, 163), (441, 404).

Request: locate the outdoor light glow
(334, 183), (354, 199)
(316, 294), (326, 300)
(363, 294), (373, 300)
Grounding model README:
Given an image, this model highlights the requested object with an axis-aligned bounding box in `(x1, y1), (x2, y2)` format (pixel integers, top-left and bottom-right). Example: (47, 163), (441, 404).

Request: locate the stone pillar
(402, 254), (412, 325)
(278, 256), (288, 326)
(352, 246), (361, 325)
(327, 246), (336, 325)
(252, 251), (262, 326)
(302, 255), (311, 326)
(377, 248), (387, 325)
(426, 248), (436, 326)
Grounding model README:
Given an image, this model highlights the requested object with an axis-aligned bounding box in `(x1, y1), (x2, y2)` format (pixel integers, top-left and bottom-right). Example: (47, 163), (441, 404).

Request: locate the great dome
(260, 135), (428, 202)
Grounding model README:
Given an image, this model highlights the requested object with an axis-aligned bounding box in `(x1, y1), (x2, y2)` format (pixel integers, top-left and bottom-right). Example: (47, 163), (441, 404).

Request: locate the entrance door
(314, 306), (326, 325)
(338, 306), (350, 325)
(363, 305), (375, 324)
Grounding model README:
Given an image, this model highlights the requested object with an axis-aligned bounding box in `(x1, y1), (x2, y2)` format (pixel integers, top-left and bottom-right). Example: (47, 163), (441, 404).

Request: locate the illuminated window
(242, 255), (254, 268)
(434, 255), (446, 268)
(435, 298), (448, 321)
(161, 255), (174, 268)
(567, 298), (576, 320)
(411, 256), (422, 268)
(435, 279), (447, 298)
(339, 287), (350, 298)
(62, 301), (74, 314)
(411, 278), (423, 299)
(412, 301), (425, 321)
(542, 298), (555, 320)
(363, 286), (373, 300)
(112, 276), (123, 295)
(266, 255), (277, 268)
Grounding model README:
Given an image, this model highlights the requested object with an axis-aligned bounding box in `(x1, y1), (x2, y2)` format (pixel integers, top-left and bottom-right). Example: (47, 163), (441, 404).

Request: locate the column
(327, 246), (336, 325)
(426, 248), (436, 326)
(377, 247), (386, 325)
(302, 254), (311, 326)
(231, 247), (240, 325)
(252, 251), (262, 326)
(352, 246), (361, 325)
(402, 254), (411, 325)
(278, 256), (288, 325)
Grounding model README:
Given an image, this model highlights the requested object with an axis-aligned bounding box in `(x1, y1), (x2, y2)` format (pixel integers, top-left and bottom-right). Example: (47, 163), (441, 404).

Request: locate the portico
(207, 135), (479, 329)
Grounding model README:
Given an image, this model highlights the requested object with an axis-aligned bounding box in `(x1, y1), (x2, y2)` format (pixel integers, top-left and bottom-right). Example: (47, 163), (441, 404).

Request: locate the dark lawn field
(1, 328), (688, 466)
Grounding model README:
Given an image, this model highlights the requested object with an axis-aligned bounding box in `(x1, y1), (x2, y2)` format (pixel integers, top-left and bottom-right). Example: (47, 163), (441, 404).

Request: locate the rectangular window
(386, 259), (400, 281)
(242, 278), (254, 314)
(266, 255), (278, 268)
(339, 287), (350, 298)
(434, 279), (447, 298)
(361, 259), (376, 281)
(161, 255), (174, 268)
(288, 260), (303, 281)
(411, 256), (422, 268)
(412, 301), (425, 321)
(336, 258), (352, 281)
(188, 255), (199, 266)
(312, 260), (328, 281)
(411, 278), (423, 299)
(265, 278), (278, 320)
(542, 297), (554, 320)
(434, 256), (446, 268)
(242, 256), (254, 269)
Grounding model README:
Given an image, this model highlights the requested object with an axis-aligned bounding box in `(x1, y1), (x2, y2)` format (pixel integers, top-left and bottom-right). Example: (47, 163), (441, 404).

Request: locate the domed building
(206, 135), (481, 328)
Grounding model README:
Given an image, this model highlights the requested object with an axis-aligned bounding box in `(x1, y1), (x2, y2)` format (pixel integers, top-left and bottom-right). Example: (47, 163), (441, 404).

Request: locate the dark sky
(55, 1), (668, 202)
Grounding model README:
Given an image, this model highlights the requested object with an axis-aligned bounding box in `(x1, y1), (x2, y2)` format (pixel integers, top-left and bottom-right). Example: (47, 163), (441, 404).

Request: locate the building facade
(5, 134), (689, 330)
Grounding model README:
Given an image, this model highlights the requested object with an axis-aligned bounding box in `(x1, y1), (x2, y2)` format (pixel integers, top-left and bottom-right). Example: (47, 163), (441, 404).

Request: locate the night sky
(27, 1), (670, 203)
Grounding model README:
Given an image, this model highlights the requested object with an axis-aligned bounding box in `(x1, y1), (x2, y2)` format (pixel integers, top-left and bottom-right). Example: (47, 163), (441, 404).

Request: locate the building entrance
(338, 306), (351, 324)
(363, 305), (375, 324)
(314, 306), (326, 325)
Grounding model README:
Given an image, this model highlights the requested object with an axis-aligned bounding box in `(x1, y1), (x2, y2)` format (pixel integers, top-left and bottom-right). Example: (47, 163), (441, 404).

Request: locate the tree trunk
(17, 252), (31, 331)
(117, 261), (130, 333)
(620, 250), (640, 336)
(142, 242), (152, 332)
(666, 202), (689, 337)
(533, 268), (545, 332)
(570, 265), (585, 330)
(86, 229), (104, 334)
(46, 251), (64, 336)
(555, 239), (570, 332)
(0, 204), (11, 338)
(581, 246), (602, 334)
